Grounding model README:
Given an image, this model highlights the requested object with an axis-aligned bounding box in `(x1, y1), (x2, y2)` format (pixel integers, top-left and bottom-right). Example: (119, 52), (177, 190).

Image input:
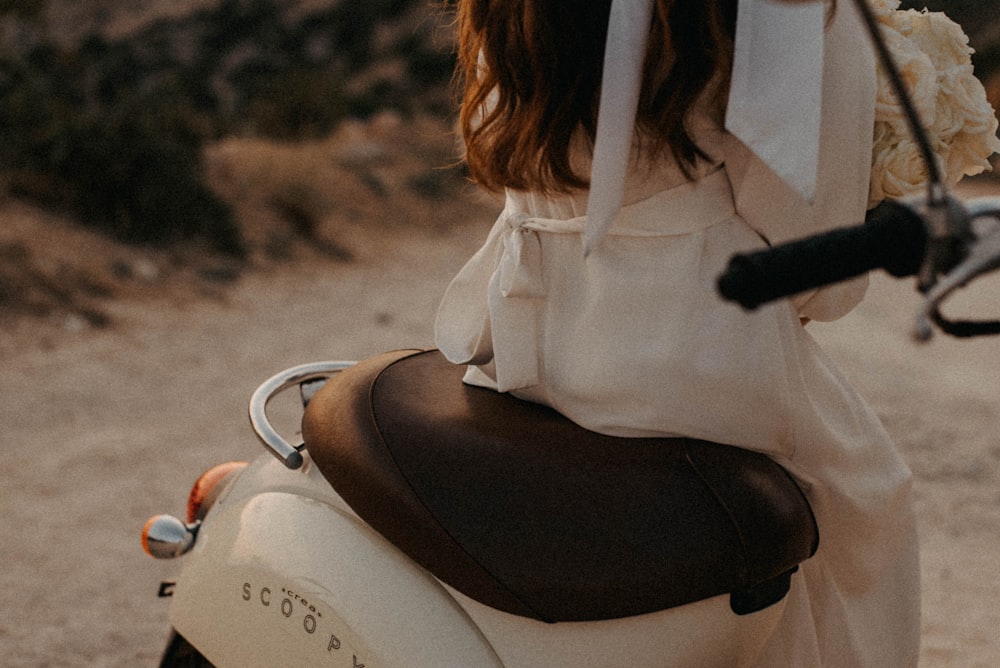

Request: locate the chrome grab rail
(248, 361), (355, 469)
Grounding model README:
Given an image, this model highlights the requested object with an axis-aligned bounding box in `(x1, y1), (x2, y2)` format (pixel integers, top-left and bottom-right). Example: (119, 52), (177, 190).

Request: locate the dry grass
(0, 113), (487, 347)
(204, 112), (472, 261)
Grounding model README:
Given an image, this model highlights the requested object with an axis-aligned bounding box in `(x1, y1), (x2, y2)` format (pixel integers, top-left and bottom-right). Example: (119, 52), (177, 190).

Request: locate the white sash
(585, 0), (827, 255)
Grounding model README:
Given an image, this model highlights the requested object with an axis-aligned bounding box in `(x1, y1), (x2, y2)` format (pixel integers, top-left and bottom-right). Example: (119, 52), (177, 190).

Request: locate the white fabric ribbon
(438, 212), (580, 391)
(498, 216), (547, 299)
(583, 0), (655, 255)
(727, 0), (826, 200)
(584, 0), (827, 255)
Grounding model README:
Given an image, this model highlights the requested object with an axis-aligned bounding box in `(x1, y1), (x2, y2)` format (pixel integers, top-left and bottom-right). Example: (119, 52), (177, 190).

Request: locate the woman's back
(438, 0), (877, 438)
(436, 2), (923, 665)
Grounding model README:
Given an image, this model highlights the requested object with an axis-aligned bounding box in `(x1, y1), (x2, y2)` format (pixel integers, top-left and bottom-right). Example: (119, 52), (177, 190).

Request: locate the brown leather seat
(302, 349), (818, 623)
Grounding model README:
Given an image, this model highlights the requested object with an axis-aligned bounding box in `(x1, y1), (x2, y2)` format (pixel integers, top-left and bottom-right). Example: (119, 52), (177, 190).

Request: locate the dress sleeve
(723, 0), (877, 322)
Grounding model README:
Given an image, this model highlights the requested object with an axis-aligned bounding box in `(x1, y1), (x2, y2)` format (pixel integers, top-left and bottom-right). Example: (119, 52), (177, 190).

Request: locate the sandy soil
(2, 178), (1000, 666)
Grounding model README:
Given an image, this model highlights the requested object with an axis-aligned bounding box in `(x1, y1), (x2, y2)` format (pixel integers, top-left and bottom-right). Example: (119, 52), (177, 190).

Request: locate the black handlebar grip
(717, 200), (928, 310)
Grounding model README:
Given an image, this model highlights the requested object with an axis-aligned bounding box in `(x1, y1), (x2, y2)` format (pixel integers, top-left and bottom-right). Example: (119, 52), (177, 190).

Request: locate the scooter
(141, 183), (1000, 668)
(141, 1), (1000, 665)
(145, 344), (821, 668)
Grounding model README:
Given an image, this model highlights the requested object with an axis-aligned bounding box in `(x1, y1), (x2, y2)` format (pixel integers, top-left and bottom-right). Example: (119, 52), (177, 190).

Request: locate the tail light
(186, 461), (248, 524)
(142, 461), (247, 559)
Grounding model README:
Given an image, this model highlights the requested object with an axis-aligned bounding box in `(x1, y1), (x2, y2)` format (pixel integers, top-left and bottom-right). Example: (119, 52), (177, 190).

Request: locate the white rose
(931, 70), (975, 139)
(939, 71), (998, 137)
(944, 126), (1000, 184)
(872, 120), (895, 149)
(869, 0), (902, 18)
(901, 11), (973, 71)
(875, 27), (938, 133)
(869, 122), (907, 207)
(871, 138), (938, 204)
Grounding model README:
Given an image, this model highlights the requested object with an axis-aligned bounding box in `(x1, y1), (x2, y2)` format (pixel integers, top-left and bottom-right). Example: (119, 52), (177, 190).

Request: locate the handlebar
(714, 0), (1000, 339)
(717, 200), (928, 310)
(717, 195), (1000, 340)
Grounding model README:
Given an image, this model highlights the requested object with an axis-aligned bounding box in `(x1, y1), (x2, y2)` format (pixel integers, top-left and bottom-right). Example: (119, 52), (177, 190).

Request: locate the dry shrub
(204, 112), (469, 262)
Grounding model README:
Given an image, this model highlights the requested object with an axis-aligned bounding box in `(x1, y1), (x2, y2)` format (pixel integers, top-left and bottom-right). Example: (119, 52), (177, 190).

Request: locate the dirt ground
(1, 172), (1000, 666)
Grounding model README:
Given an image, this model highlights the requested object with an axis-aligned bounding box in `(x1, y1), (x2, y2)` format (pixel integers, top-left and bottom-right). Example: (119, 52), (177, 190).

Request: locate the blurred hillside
(0, 0), (466, 336)
(0, 0), (456, 253)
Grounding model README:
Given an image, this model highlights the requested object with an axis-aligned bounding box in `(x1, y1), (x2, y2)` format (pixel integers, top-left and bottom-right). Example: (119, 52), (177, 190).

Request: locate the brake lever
(963, 196), (1000, 220)
(913, 197), (1000, 341)
(907, 193), (974, 293)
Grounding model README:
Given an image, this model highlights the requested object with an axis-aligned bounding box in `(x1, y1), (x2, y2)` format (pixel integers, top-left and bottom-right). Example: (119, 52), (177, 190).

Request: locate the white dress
(435, 3), (921, 666)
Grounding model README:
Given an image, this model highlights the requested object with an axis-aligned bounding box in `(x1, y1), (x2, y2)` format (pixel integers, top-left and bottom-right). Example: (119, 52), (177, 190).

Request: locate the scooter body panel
(447, 583), (786, 668)
(168, 455), (503, 667)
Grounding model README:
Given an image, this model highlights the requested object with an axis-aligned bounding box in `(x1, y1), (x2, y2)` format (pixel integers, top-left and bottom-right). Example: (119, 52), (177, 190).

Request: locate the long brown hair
(455, 0), (739, 194)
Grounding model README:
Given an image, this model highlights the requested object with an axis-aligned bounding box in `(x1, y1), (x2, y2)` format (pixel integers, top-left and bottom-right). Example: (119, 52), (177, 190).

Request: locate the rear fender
(169, 461), (502, 667)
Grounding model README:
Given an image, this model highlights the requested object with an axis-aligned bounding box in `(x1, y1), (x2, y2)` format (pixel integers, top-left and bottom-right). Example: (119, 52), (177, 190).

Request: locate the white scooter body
(166, 448), (787, 668)
(157, 189), (1000, 667)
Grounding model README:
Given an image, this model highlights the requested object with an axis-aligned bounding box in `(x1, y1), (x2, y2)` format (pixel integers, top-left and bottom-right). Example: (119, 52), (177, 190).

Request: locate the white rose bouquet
(867, 0), (1000, 207)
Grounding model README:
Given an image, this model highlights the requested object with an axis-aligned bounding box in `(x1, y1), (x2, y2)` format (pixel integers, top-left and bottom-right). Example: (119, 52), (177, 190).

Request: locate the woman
(436, 0), (921, 665)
